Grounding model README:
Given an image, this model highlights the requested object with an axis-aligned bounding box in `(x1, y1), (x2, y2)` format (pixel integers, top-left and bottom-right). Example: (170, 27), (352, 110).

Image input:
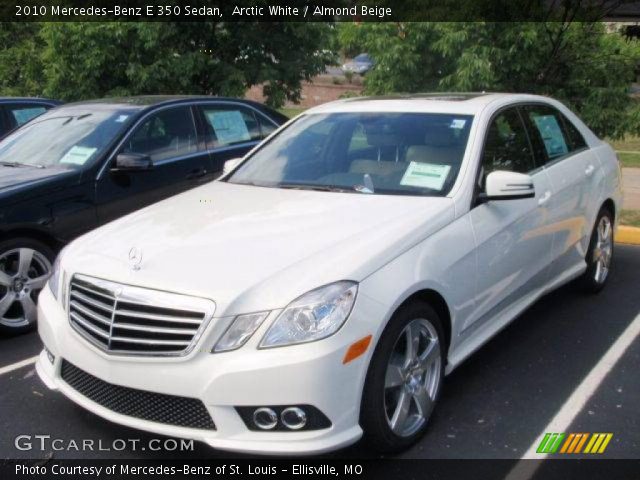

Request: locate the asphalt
(0, 245), (638, 460)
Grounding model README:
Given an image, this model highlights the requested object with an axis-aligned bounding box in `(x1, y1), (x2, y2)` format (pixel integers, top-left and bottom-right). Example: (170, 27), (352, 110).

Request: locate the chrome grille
(68, 274), (215, 356)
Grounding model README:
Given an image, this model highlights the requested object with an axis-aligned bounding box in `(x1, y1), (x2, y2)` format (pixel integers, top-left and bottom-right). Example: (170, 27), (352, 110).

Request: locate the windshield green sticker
(59, 146), (97, 166)
(206, 110), (251, 145)
(400, 162), (451, 190)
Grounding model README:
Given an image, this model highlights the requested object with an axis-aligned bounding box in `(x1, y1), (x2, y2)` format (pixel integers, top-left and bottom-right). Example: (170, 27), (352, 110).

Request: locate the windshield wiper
(277, 183), (359, 193)
(0, 161), (43, 168)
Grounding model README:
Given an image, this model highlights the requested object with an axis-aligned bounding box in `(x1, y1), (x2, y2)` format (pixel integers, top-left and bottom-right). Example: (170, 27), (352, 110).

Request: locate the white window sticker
(532, 114), (568, 158)
(400, 162), (451, 190)
(450, 119), (467, 129)
(205, 110), (251, 145)
(59, 146), (97, 166)
(115, 115), (129, 123)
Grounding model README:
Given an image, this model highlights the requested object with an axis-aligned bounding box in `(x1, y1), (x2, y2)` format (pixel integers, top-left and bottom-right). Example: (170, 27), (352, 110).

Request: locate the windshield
(0, 107), (137, 169)
(228, 112), (473, 196)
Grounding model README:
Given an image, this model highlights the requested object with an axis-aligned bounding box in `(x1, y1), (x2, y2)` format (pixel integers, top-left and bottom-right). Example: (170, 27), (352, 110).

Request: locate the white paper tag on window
(400, 162), (451, 190)
(59, 146), (97, 166)
(450, 119), (467, 129)
(115, 115), (129, 123)
(206, 110), (251, 145)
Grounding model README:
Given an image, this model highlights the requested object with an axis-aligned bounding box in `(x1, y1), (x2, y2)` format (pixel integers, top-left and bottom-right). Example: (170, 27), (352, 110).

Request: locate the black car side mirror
(111, 153), (153, 172)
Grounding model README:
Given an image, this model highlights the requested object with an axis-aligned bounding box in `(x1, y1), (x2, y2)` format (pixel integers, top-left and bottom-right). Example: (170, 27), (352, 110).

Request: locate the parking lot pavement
(1, 245), (639, 460)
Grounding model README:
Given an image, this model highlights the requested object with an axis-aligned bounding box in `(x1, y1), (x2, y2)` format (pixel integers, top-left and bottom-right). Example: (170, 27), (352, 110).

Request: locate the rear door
(465, 106), (554, 333)
(195, 102), (278, 176)
(520, 104), (598, 280)
(95, 105), (211, 225)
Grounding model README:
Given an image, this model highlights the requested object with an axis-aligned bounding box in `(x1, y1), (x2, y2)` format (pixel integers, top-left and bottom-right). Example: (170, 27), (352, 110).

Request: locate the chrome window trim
(68, 273), (216, 358)
(96, 100), (278, 181)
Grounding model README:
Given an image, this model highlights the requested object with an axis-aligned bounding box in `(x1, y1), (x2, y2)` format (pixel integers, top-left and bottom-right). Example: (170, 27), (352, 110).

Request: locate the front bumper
(36, 285), (381, 455)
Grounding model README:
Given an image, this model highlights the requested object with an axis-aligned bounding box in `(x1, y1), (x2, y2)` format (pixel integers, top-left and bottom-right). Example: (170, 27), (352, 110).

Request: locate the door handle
(538, 190), (552, 206)
(187, 168), (207, 180)
(585, 165), (595, 177)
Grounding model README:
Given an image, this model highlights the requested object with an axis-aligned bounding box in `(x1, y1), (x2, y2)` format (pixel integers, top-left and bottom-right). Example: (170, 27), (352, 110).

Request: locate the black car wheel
(0, 238), (54, 335)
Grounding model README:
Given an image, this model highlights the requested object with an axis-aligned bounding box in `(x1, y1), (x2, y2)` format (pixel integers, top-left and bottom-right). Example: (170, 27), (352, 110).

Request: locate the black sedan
(0, 96), (288, 334)
(0, 97), (61, 137)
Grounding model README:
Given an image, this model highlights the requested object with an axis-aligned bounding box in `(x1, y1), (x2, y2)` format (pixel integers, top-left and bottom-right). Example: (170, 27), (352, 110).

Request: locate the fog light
(253, 408), (278, 430)
(43, 346), (54, 364)
(281, 407), (307, 430)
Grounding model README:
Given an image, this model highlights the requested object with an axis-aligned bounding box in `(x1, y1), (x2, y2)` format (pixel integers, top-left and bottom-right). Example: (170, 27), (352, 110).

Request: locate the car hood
(0, 165), (68, 190)
(64, 181), (454, 315)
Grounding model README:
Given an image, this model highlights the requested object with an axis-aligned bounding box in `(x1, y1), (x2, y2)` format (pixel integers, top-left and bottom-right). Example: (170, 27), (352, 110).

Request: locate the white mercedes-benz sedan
(37, 93), (622, 455)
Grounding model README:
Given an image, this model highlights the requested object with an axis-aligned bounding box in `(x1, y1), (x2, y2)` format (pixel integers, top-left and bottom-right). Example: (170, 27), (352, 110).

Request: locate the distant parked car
(0, 97), (61, 137)
(342, 53), (375, 75)
(0, 96), (287, 334)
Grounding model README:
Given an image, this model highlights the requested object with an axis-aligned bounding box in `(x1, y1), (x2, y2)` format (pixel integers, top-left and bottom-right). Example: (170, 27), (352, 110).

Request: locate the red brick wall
(245, 75), (364, 108)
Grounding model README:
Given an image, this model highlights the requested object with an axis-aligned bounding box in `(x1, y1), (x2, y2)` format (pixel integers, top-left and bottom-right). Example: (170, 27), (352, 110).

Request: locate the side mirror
(223, 157), (243, 176)
(111, 153), (153, 172)
(480, 170), (535, 203)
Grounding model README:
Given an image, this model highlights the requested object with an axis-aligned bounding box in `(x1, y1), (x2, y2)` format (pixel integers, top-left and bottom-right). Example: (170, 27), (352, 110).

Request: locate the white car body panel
(37, 93), (623, 454)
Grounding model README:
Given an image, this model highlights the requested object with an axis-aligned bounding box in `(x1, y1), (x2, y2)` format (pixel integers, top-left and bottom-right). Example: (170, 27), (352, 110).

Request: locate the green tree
(339, 21), (640, 139)
(1, 22), (335, 108)
(0, 23), (46, 97)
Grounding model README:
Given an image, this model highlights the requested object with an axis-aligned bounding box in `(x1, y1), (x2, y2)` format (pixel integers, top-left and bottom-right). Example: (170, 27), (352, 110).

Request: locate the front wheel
(360, 302), (444, 453)
(0, 238), (54, 335)
(580, 208), (614, 294)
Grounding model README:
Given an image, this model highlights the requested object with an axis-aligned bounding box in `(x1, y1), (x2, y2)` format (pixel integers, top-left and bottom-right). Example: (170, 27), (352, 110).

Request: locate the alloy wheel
(0, 248), (51, 328)
(593, 216), (613, 284)
(384, 318), (441, 437)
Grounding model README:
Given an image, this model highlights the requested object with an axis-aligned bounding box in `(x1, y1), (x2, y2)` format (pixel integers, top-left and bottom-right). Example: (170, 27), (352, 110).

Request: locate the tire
(579, 207), (614, 294)
(0, 237), (54, 335)
(360, 301), (445, 453)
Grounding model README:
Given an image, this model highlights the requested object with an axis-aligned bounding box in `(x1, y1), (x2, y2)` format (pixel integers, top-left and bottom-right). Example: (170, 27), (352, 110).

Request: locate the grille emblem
(128, 247), (143, 271)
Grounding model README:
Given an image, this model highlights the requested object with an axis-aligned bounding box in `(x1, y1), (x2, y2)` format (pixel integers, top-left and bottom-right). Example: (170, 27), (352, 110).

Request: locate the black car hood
(0, 165), (73, 192)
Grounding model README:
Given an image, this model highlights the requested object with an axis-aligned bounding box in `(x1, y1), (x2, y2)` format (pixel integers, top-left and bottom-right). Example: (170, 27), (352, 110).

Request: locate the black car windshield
(0, 106), (137, 169)
(228, 112), (473, 196)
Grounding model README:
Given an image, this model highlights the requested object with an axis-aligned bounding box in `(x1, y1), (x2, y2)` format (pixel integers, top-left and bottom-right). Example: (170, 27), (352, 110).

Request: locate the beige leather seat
(405, 126), (464, 166)
(349, 128), (406, 176)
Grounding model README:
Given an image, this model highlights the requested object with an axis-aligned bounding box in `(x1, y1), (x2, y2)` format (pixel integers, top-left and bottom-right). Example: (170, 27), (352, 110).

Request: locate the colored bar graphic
(538, 433), (613, 454)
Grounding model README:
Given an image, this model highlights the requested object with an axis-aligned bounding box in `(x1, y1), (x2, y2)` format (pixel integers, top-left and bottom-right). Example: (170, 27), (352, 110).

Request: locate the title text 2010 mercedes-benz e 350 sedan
(36, 93), (622, 454)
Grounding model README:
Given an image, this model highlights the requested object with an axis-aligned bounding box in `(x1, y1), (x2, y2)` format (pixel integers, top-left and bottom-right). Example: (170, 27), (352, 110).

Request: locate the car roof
(56, 95), (287, 122)
(0, 97), (61, 104)
(305, 93), (555, 115)
(63, 95), (270, 110)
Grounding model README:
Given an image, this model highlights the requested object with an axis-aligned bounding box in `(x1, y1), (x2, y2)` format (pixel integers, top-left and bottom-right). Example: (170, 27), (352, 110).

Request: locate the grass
(617, 152), (640, 168)
(609, 135), (640, 168)
(278, 107), (306, 118)
(621, 210), (640, 228)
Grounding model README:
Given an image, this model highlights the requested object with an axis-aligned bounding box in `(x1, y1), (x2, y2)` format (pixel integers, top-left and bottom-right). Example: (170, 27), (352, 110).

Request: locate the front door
(464, 106), (555, 333)
(95, 105), (212, 225)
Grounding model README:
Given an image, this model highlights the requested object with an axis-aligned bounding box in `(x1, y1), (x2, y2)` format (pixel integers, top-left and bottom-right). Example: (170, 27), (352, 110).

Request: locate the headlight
(213, 312), (269, 353)
(260, 281), (358, 349)
(48, 246), (68, 303)
(48, 254), (62, 301)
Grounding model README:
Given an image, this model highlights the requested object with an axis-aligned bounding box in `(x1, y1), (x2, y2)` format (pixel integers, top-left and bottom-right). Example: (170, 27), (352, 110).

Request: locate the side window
(7, 104), (48, 127)
(256, 114), (278, 137)
(523, 105), (571, 162)
(481, 108), (535, 185)
(200, 105), (262, 149)
(123, 107), (197, 162)
(560, 114), (587, 151)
